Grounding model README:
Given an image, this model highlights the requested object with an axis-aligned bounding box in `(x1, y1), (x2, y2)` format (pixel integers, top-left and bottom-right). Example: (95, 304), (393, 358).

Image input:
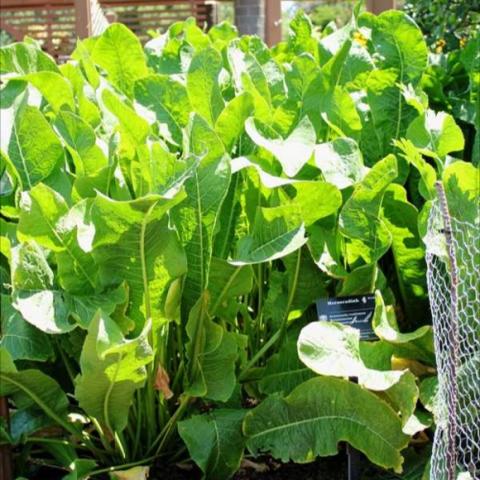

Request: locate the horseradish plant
(0, 5), (478, 479)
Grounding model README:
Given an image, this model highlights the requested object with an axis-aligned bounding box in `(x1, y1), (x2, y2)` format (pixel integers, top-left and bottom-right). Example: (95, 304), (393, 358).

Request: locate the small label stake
(316, 295), (378, 479)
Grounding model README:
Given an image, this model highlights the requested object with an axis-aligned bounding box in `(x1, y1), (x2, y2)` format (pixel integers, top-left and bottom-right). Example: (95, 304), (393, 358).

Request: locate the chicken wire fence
(425, 183), (480, 480)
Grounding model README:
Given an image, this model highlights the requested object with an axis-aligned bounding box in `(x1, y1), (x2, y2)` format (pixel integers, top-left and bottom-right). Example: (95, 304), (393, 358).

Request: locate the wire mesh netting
(426, 184), (480, 480)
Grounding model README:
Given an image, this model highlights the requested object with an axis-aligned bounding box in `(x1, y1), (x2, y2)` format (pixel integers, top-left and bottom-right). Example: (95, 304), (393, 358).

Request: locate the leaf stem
(239, 248), (302, 379)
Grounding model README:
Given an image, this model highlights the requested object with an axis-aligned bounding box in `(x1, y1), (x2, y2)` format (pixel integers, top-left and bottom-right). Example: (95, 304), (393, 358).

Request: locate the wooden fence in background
(0, 0), (213, 58)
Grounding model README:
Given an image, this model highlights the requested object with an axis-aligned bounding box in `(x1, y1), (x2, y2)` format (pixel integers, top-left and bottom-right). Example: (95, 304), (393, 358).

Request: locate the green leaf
(244, 377), (409, 472)
(215, 93), (254, 151)
(394, 139), (436, 200)
(406, 110), (464, 161)
(359, 10), (427, 85)
(291, 181), (342, 227)
(287, 11), (317, 59)
(227, 41), (272, 122)
(8, 106), (64, 189)
(339, 155), (397, 264)
(54, 111), (107, 176)
(360, 69), (416, 163)
(382, 184), (428, 320)
(187, 47), (225, 126)
(134, 74), (191, 146)
(314, 138), (365, 189)
(80, 193), (187, 329)
(0, 294), (53, 361)
(173, 114), (231, 312)
(320, 85), (362, 140)
(0, 348), (71, 434)
(102, 89), (150, 158)
(372, 291), (435, 366)
(259, 333), (315, 395)
(92, 23), (148, 98)
(24, 72), (75, 112)
(208, 258), (253, 319)
(11, 242), (75, 333)
(208, 22), (238, 45)
(298, 320), (408, 391)
(75, 311), (153, 433)
(0, 42), (58, 75)
(231, 204), (307, 265)
(185, 294), (238, 402)
(245, 116), (315, 177)
(442, 161), (479, 224)
(17, 183), (97, 291)
(178, 409), (246, 480)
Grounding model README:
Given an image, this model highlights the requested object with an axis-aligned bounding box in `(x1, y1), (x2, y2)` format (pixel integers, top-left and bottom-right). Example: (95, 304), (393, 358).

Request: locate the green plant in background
(0, 6), (478, 480)
(403, 0), (480, 52)
(401, 1), (480, 167)
(308, 0), (354, 30)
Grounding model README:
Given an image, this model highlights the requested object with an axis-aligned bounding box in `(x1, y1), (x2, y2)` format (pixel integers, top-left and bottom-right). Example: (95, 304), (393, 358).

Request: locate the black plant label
(316, 295), (376, 340)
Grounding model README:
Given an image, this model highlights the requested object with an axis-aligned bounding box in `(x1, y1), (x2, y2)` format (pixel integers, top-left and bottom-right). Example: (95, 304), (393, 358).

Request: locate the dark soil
(26, 448), (378, 479)
(152, 450), (355, 479)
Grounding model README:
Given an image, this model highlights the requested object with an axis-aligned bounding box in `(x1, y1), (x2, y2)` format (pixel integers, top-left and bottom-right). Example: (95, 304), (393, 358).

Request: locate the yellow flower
(435, 38), (446, 53)
(460, 37), (467, 48)
(353, 31), (367, 47)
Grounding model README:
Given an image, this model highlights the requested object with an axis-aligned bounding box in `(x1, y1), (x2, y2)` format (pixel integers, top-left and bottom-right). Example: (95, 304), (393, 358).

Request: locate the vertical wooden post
(75, 0), (93, 39)
(0, 397), (12, 480)
(366, 0), (396, 14)
(265, 0), (281, 46)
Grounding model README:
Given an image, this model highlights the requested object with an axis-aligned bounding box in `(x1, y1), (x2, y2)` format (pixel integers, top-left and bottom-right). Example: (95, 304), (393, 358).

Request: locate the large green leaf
(172, 114), (231, 312)
(23, 71), (75, 112)
(382, 184), (428, 320)
(442, 161), (479, 224)
(134, 74), (191, 146)
(298, 320), (406, 391)
(92, 23), (148, 98)
(11, 242), (75, 333)
(8, 106), (64, 189)
(244, 377), (409, 472)
(178, 409), (246, 480)
(0, 41), (58, 75)
(102, 88), (150, 159)
(231, 203), (307, 265)
(406, 110), (464, 162)
(227, 41), (272, 122)
(185, 294), (239, 402)
(215, 93), (254, 151)
(339, 155), (397, 264)
(75, 311), (153, 433)
(372, 292), (435, 366)
(259, 333), (315, 395)
(290, 181), (342, 227)
(245, 116), (315, 177)
(314, 138), (365, 189)
(208, 257), (253, 319)
(54, 111), (107, 176)
(0, 348), (71, 433)
(359, 69), (416, 163)
(0, 294), (53, 361)
(17, 183), (97, 292)
(187, 47), (225, 126)
(359, 10), (427, 86)
(79, 193), (187, 329)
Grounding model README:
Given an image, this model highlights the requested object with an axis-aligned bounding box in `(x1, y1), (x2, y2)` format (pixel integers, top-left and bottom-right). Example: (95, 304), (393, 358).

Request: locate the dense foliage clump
(0, 6), (478, 480)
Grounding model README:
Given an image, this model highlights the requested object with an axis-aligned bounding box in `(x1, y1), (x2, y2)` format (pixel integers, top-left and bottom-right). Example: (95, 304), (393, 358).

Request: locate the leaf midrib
(249, 413), (402, 451)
